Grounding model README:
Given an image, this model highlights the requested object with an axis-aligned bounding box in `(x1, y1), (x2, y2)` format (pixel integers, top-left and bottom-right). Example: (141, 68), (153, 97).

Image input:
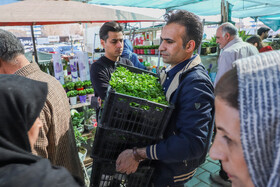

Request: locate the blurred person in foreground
(246, 35), (273, 53)
(121, 38), (147, 70)
(210, 50), (280, 187)
(0, 29), (83, 181)
(0, 74), (83, 187)
(116, 10), (215, 187)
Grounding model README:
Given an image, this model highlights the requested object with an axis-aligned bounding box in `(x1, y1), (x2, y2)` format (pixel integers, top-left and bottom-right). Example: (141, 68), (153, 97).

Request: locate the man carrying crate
(116, 10), (215, 187)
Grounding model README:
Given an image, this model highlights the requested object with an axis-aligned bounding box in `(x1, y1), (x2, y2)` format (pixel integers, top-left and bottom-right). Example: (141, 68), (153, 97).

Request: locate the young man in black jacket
(90, 21), (133, 115)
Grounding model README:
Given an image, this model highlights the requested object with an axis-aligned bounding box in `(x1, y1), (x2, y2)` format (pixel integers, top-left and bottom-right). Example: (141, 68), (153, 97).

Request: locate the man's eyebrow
(160, 37), (174, 42)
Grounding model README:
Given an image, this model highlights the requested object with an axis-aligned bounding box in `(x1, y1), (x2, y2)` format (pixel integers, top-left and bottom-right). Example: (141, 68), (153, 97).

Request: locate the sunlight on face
(101, 31), (123, 61)
(159, 23), (189, 67)
(209, 97), (254, 187)
(28, 118), (43, 148)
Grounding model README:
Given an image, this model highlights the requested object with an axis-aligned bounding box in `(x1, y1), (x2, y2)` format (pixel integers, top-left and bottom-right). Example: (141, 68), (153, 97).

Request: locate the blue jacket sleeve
(146, 72), (214, 162)
(131, 53), (147, 70)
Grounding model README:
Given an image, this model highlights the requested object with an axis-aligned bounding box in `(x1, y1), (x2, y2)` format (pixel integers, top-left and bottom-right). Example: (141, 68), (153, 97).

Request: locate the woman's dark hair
(99, 21), (123, 41)
(246, 35), (263, 50)
(215, 67), (239, 110)
(164, 10), (203, 50)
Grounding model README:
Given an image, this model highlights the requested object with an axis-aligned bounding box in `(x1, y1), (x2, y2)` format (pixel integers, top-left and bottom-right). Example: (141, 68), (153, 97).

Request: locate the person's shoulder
(183, 64), (210, 82)
(91, 57), (108, 70)
(119, 57), (133, 66)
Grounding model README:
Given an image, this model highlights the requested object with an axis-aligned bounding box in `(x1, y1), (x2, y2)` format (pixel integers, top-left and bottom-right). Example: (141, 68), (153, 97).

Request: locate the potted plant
(83, 80), (92, 89)
(75, 81), (84, 91)
(201, 42), (210, 55)
(85, 88), (94, 103)
(66, 82), (75, 91)
(78, 90), (87, 103)
(67, 90), (78, 105)
(94, 47), (100, 52)
(210, 42), (217, 53)
(73, 126), (88, 161)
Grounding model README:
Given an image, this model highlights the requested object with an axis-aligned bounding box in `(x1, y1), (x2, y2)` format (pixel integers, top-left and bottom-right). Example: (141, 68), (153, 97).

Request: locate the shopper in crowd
(246, 35), (273, 53)
(257, 27), (270, 41)
(0, 29), (83, 181)
(90, 21), (133, 118)
(212, 22), (259, 186)
(121, 38), (147, 70)
(210, 50), (280, 187)
(116, 10), (215, 187)
(0, 74), (83, 187)
(214, 22), (259, 87)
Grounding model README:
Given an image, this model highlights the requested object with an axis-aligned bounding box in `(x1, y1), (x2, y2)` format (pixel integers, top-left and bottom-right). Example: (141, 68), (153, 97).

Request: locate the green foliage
(83, 80), (92, 88)
(271, 40), (280, 50)
(85, 88), (94, 94)
(78, 90), (87, 96)
(209, 36), (216, 43)
(201, 42), (210, 48)
(66, 82), (75, 91)
(75, 81), (84, 89)
(110, 66), (169, 105)
(239, 30), (250, 41)
(71, 111), (84, 128)
(67, 90), (78, 97)
(73, 126), (87, 148)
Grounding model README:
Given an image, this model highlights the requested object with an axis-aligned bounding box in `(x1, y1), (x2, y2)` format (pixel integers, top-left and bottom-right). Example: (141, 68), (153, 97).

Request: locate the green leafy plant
(78, 90), (87, 96)
(110, 66), (168, 105)
(271, 40), (280, 50)
(239, 31), (250, 41)
(71, 111), (84, 128)
(85, 88), (94, 94)
(73, 126), (88, 148)
(66, 82), (75, 91)
(83, 80), (92, 88)
(75, 81), (84, 89)
(201, 42), (210, 48)
(67, 90), (78, 97)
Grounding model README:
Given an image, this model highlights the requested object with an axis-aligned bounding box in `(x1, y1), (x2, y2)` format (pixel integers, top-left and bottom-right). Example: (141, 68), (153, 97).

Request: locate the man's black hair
(164, 10), (203, 50)
(99, 21), (123, 41)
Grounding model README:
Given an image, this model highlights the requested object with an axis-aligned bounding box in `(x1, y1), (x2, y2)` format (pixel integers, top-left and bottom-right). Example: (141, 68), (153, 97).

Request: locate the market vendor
(116, 10), (215, 187)
(90, 21), (133, 117)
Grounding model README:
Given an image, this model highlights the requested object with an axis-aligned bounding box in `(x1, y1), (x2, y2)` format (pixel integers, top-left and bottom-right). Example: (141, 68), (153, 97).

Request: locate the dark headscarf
(0, 74), (47, 153)
(0, 74), (82, 187)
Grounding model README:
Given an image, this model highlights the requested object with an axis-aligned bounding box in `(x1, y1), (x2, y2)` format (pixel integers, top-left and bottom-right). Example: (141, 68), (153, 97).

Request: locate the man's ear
(100, 39), (106, 48)
(184, 40), (196, 53)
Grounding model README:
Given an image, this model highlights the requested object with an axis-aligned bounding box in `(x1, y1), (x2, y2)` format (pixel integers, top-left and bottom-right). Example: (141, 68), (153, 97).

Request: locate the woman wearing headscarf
(121, 39), (147, 70)
(0, 74), (83, 187)
(210, 50), (280, 187)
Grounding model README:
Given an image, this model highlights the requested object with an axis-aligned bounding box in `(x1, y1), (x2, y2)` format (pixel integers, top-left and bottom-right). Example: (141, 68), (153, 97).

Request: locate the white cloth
(234, 50), (280, 187)
(214, 37), (259, 87)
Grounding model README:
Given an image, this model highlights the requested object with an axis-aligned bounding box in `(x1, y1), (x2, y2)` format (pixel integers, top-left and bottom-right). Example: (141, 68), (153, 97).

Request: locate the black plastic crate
(90, 160), (154, 187)
(99, 86), (173, 139)
(115, 63), (157, 77)
(91, 127), (156, 161)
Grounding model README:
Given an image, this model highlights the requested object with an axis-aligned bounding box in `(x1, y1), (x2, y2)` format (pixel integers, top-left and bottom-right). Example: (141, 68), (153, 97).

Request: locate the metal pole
(30, 25), (38, 63)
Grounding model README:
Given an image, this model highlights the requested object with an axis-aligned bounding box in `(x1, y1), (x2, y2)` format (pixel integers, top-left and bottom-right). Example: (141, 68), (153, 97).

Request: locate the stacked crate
(90, 64), (173, 187)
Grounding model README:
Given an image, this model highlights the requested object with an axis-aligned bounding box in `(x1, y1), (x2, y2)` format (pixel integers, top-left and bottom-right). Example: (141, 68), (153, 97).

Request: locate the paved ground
(185, 155), (224, 187)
